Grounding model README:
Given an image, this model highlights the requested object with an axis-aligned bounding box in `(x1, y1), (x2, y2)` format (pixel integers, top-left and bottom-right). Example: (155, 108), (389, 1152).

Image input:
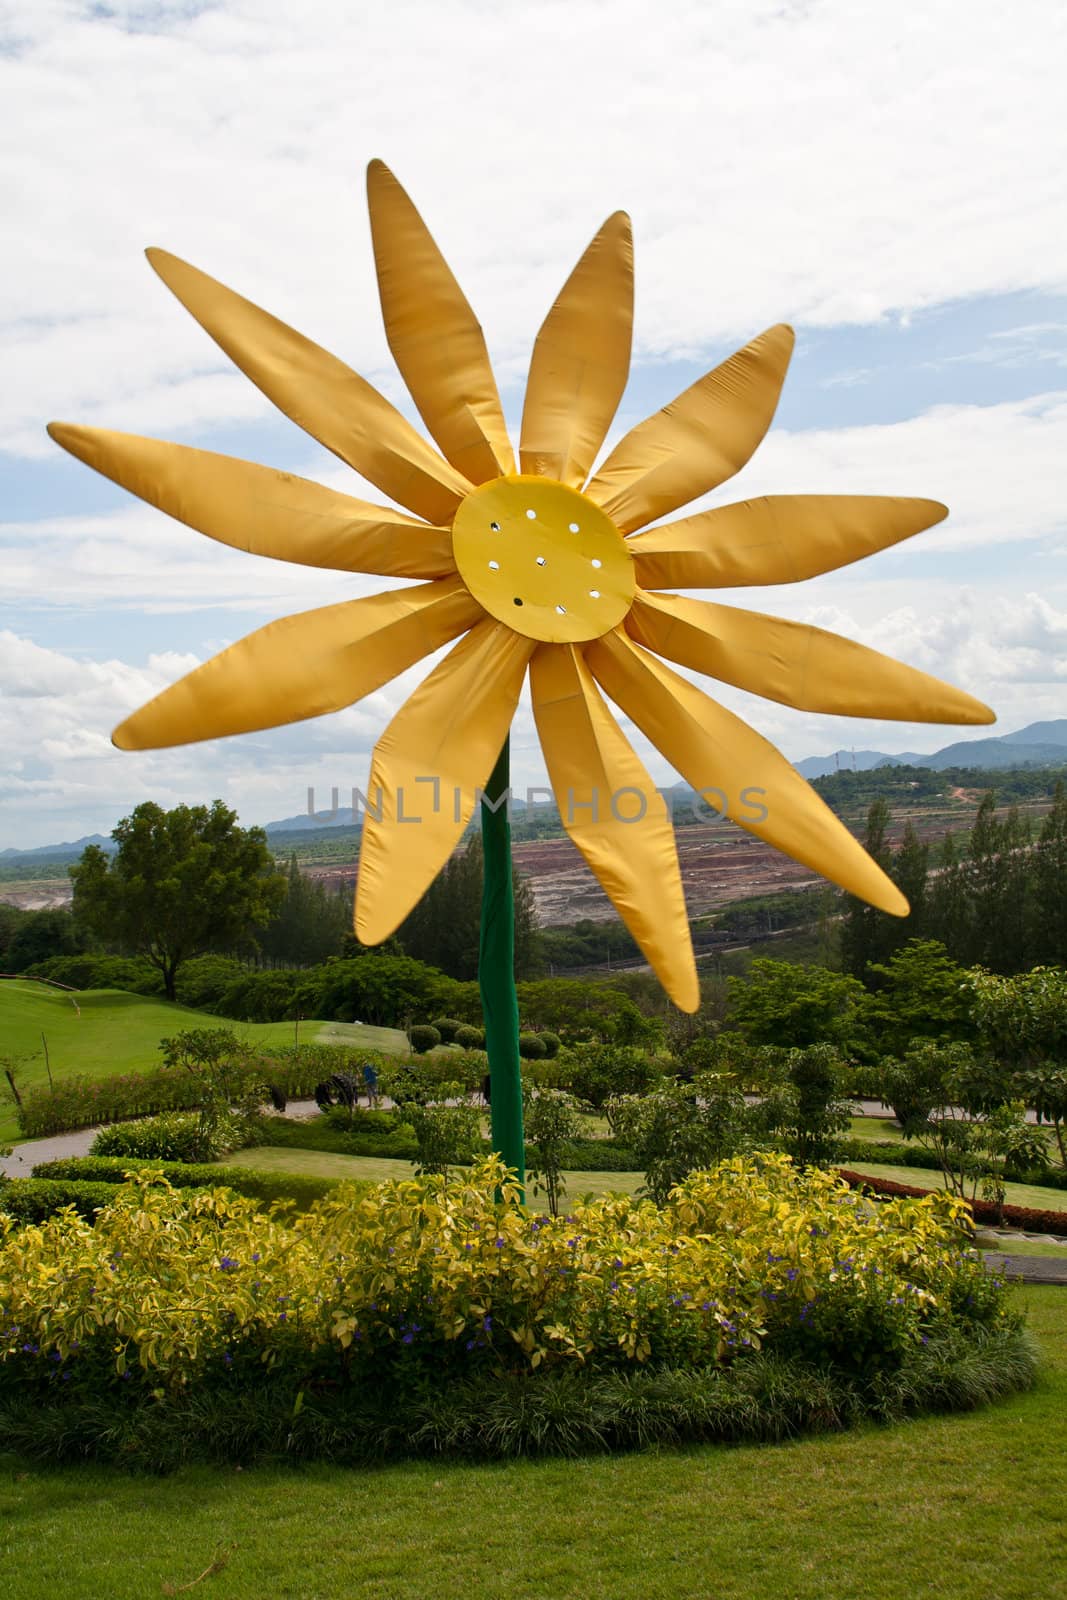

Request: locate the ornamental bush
(453, 1025), (485, 1051)
(408, 1025), (441, 1055)
(90, 1111), (241, 1164)
(0, 1154), (1016, 1415)
(518, 1032), (547, 1060)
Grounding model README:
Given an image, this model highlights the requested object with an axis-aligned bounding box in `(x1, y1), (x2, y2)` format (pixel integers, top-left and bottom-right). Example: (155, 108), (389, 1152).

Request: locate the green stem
(479, 735), (524, 1196)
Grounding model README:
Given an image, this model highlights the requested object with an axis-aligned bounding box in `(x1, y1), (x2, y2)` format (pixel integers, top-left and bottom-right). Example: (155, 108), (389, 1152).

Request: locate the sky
(1, 0), (1065, 849)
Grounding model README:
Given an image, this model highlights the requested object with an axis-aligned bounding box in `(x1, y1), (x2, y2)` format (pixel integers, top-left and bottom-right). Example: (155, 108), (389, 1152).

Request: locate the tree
(70, 800), (284, 1000)
(858, 939), (977, 1062)
(726, 959), (866, 1050)
(607, 1073), (751, 1206)
(5, 909), (88, 972)
(524, 1088), (586, 1215)
(257, 854), (349, 967)
(395, 835), (541, 980)
(1032, 783), (1067, 965)
(840, 799), (895, 978)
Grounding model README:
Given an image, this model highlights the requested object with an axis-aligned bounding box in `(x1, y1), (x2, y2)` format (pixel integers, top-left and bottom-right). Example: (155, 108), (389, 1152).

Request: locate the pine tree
(840, 799), (896, 980)
(396, 836), (541, 980)
(1032, 781), (1067, 964)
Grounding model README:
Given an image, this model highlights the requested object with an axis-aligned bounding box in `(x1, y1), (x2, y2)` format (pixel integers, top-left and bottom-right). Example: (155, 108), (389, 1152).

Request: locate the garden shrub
(607, 1073), (752, 1205)
(406, 1101), (482, 1175)
(564, 1043), (663, 1109)
(454, 1025), (485, 1051)
(518, 1032), (547, 1060)
(408, 1024), (441, 1055)
(23, 953), (164, 994)
(0, 1154), (1016, 1396)
(523, 1088), (585, 1215)
(538, 1031), (562, 1060)
(91, 1111), (242, 1164)
(14, 1044), (397, 1138)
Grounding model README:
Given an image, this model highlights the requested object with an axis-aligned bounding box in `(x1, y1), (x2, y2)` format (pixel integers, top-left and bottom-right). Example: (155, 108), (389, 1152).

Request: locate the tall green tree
(840, 799), (896, 979)
(395, 835), (541, 980)
(1032, 782), (1067, 965)
(70, 800), (284, 1000)
(257, 854), (349, 967)
(726, 958), (866, 1050)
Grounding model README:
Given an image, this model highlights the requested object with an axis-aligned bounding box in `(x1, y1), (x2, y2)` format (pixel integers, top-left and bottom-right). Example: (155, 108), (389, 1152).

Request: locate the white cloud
(2, 0), (1066, 453)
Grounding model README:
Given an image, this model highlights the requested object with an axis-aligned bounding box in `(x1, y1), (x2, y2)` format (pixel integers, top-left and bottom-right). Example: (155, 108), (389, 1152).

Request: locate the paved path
(0, 1099), (324, 1179)
(982, 1252), (1067, 1285)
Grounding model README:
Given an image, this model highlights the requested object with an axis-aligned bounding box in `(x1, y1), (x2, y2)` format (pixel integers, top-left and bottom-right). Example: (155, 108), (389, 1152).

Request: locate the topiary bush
(518, 1032), (547, 1060)
(538, 1031), (562, 1059)
(430, 1017), (463, 1044)
(453, 1024), (485, 1051)
(408, 1025), (441, 1055)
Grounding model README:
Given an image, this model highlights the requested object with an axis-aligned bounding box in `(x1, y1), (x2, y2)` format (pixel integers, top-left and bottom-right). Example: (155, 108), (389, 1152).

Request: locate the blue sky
(2, 0), (1065, 849)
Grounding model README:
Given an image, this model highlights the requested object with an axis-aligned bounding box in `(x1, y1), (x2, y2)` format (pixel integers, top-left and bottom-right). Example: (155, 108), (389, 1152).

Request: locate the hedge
(837, 1169), (1067, 1236)
(14, 1044), (398, 1138)
(0, 1180), (123, 1225)
(30, 1156), (342, 1212)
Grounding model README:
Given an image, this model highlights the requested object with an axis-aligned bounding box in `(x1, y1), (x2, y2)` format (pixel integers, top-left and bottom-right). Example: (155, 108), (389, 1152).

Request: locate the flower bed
(0, 1153), (1034, 1465)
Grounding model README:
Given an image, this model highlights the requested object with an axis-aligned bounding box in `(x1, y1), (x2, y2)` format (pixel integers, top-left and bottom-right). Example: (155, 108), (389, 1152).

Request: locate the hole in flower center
(452, 476), (634, 644)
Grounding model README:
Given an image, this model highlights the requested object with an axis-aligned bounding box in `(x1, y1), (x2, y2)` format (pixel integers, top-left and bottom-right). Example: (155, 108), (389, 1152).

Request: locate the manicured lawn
(844, 1158), (1067, 1214)
(0, 1283), (1063, 1600)
(0, 983), (404, 1142)
(219, 1145), (646, 1208)
(849, 1114), (905, 1141)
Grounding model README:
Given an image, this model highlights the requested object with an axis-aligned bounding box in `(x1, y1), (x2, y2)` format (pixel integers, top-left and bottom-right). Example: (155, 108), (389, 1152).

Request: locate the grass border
(0, 1321), (1038, 1472)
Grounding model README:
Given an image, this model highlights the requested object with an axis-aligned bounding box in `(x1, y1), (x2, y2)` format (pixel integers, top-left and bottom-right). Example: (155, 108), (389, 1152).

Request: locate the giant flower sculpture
(50, 162), (992, 1023)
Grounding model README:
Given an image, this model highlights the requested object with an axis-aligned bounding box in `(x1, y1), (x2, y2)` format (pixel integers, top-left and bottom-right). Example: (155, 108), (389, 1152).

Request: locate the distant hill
(0, 833), (114, 864)
(6, 720), (1066, 866)
(794, 719), (1067, 779)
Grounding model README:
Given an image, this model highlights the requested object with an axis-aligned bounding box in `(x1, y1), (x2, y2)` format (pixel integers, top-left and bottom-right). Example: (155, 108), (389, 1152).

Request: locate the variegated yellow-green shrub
(0, 1155), (1008, 1403)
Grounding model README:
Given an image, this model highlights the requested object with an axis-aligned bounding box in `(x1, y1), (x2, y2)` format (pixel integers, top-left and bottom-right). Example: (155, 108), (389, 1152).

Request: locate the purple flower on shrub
(402, 1332), (414, 1344)
(218, 1257), (239, 1272)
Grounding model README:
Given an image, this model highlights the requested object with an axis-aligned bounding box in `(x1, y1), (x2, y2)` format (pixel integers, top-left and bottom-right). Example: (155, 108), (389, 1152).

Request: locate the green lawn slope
(0, 981), (407, 1143)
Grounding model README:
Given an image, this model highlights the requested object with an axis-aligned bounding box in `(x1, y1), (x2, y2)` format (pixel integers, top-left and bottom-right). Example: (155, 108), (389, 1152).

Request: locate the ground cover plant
(0, 1153), (1034, 1470)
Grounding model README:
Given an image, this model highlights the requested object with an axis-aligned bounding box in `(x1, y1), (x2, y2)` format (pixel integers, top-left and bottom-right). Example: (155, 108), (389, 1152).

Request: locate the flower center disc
(452, 476), (635, 644)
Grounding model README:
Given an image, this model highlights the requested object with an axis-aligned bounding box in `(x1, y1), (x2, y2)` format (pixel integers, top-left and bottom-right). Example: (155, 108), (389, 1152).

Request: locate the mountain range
(3, 719), (1065, 864)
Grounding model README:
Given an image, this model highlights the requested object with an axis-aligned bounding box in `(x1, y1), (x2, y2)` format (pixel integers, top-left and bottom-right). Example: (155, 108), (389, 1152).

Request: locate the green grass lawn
(220, 1145), (646, 1208)
(0, 1282), (1062, 1600)
(849, 1114), (905, 1141)
(844, 1158), (1067, 1214)
(0, 983), (406, 1143)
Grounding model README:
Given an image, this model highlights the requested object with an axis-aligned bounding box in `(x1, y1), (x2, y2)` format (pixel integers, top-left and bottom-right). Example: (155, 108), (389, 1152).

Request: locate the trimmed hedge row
(259, 1116), (638, 1173)
(14, 1044), (397, 1139)
(31, 1156), (342, 1211)
(837, 1169), (1067, 1235)
(0, 1180), (122, 1225)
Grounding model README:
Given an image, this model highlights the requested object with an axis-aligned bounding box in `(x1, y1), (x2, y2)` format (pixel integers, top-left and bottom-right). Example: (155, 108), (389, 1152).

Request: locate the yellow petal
(627, 591), (995, 725)
(355, 621), (533, 943)
(146, 248), (472, 524)
(629, 494), (948, 589)
(529, 644), (699, 1011)
(47, 425), (456, 580)
(519, 212), (633, 488)
(113, 578), (480, 750)
(367, 160), (514, 485)
(585, 325), (794, 533)
(585, 629), (909, 916)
